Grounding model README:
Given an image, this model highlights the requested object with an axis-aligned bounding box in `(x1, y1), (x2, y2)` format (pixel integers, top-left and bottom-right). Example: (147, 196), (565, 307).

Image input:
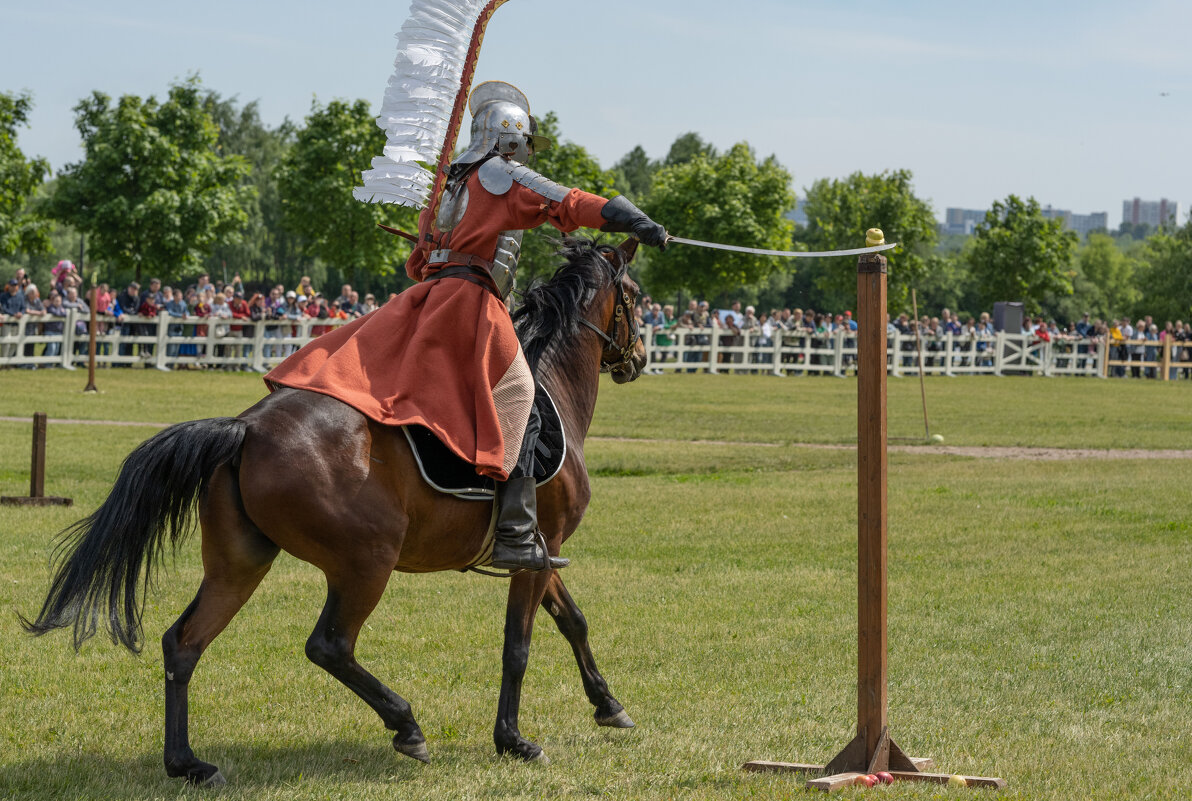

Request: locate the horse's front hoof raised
(394, 735), (430, 763)
(595, 709), (635, 728)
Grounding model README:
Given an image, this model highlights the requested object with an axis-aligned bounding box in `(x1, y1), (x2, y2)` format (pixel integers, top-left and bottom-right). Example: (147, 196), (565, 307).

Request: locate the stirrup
(470, 530), (568, 578)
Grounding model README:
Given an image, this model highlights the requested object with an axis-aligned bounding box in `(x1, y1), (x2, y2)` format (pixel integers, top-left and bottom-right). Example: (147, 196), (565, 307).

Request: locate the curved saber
(667, 236), (898, 258)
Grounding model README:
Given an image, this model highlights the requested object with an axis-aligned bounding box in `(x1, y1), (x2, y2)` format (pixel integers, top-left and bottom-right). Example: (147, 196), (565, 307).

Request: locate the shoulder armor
(477, 157), (570, 202)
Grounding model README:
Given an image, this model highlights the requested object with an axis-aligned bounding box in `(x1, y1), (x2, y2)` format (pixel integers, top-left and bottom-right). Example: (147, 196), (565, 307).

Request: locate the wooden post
(30, 411), (47, 497)
(741, 230), (1004, 791)
(1, 413), (72, 507)
(855, 249), (889, 764)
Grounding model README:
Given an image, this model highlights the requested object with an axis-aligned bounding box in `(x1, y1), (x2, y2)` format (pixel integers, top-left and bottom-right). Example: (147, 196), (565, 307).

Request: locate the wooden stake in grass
(0, 413), (73, 507)
(911, 288), (931, 440)
(741, 229), (1004, 791)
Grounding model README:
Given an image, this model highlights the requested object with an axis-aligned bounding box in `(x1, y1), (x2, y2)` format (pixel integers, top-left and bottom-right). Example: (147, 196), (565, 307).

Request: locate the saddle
(403, 383), (566, 501)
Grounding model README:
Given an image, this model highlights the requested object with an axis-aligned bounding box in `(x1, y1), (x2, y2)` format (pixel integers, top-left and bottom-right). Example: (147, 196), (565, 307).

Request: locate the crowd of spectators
(1, 262), (392, 369)
(630, 295), (1192, 378)
(4, 263), (1191, 378)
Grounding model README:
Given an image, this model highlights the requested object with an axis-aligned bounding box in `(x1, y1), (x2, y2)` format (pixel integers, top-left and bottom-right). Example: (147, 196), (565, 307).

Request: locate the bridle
(577, 264), (640, 374)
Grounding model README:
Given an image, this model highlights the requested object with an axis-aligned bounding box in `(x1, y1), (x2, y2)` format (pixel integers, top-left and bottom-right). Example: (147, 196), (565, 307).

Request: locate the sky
(3, 0), (1190, 226)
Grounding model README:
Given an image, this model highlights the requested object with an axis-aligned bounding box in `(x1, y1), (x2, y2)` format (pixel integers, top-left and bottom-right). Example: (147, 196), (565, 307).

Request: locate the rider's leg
(490, 404), (569, 572)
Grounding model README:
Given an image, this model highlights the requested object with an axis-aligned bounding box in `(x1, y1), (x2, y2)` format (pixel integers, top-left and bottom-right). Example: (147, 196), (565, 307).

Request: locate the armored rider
(403, 81), (667, 572)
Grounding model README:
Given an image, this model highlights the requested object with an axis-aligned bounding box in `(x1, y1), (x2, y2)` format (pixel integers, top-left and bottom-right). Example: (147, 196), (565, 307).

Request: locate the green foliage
(277, 98), (415, 285)
(612, 144), (655, 200)
(517, 111), (621, 286)
(203, 93), (312, 288)
(663, 131), (716, 167)
(46, 78), (253, 284)
(1062, 232), (1140, 321)
(0, 91), (52, 258)
(966, 195), (1078, 315)
(1135, 219), (1192, 322)
(798, 169), (938, 312)
(643, 143), (795, 300)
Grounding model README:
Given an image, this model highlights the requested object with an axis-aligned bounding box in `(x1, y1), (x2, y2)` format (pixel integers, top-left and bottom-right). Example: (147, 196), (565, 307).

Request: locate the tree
(664, 132), (716, 167)
(0, 91), (52, 258)
(47, 78), (253, 284)
(798, 169), (938, 312)
(643, 143), (795, 299)
(612, 144), (655, 201)
(1135, 220), (1192, 323)
(966, 195), (1077, 315)
(278, 98), (416, 287)
(203, 93), (311, 288)
(1060, 232), (1139, 321)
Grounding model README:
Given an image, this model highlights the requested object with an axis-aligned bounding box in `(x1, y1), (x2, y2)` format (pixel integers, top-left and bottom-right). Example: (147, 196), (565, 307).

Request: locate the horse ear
(613, 237), (639, 264)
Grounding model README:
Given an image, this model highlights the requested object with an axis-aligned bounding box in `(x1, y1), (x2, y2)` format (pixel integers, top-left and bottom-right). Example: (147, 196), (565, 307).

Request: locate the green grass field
(1, 371), (1190, 800)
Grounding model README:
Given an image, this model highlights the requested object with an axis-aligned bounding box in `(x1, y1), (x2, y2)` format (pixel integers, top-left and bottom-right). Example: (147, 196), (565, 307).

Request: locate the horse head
(592, 238), (647, 383)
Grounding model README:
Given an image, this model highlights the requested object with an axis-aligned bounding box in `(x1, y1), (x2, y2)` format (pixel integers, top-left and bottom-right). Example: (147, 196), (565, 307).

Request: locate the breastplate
(491, 231), (523, 299)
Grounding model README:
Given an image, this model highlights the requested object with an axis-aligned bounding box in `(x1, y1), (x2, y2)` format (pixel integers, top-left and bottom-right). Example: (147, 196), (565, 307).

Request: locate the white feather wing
(354, 0), (490, 208)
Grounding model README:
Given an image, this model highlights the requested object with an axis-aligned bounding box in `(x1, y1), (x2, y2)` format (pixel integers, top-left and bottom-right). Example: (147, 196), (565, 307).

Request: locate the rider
(266, 81), (668, 573)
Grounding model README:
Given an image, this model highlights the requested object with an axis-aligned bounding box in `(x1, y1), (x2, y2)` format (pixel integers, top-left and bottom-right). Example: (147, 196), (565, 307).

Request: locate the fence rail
(3, 313), (1190, 380)
(641, 327), (1192, 380)
(0, 312), (349, 372)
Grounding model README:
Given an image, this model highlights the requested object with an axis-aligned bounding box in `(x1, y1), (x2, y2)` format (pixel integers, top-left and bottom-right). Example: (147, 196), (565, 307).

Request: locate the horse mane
(513, 238), (623, 373)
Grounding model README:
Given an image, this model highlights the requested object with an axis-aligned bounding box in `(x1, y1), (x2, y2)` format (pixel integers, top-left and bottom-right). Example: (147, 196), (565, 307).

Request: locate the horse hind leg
(541, 571), (634, 728)
(305, 568), (428, 763)
(162, 464), (280, 786)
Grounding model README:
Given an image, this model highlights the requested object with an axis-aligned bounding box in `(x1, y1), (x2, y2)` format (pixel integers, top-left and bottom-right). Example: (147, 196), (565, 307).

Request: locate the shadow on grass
(0, 737), (492, 798)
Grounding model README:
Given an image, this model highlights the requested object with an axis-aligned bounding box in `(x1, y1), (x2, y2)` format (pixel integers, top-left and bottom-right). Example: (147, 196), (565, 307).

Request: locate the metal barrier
(0, 312), (350, 371)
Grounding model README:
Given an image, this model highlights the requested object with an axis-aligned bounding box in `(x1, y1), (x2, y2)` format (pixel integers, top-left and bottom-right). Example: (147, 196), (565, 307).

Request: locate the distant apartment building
(1122, 197), (1181, 227)
(1041, 205), (1109, 237)
(941, 207), (987, 236)
(942, 205), (1107, 237)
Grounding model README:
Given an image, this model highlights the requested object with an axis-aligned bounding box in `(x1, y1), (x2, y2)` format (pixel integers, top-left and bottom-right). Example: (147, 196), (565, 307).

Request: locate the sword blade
(667, 236), (897, 259)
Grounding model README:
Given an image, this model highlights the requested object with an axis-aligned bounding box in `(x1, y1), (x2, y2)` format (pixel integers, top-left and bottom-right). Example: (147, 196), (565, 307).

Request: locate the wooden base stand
(1, 413), (73, 507)
(742, 244), (1003, 792)
(743, 727), (1005, 791)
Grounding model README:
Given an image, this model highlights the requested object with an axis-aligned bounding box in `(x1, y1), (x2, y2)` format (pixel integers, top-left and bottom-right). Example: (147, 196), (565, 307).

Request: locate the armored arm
(599, 195), (669, 249)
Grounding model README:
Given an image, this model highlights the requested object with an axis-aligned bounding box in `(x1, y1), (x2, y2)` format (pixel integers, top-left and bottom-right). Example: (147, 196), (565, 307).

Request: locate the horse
(22, 237), (647, 787)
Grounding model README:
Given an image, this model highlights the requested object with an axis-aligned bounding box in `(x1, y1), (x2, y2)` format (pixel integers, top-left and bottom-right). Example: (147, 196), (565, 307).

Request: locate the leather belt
(424, 264), (501, 300)
(427, 248), (495, 271)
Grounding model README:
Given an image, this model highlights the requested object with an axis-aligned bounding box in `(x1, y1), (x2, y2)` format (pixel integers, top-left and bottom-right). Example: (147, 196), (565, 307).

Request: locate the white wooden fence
(0, 312), (349, 372)
(3, 313), (1188, 380)
(640, 326), (1188, 380)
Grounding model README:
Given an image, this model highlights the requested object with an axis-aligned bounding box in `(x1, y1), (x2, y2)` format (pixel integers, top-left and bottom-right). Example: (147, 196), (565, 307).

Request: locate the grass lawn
(1, 370), (1190, 800)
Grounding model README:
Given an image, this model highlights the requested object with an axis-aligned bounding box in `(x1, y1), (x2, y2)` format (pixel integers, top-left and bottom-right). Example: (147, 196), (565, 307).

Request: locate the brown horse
(22, 238), (646, 787)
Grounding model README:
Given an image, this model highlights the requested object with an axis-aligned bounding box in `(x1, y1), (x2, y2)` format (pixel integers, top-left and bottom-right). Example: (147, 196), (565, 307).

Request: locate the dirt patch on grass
(591, 435), (1192, 461)
(5, 417), (1190, 461)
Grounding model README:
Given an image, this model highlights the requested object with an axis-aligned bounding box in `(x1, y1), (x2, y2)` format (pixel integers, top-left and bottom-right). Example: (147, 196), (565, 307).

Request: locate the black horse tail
(20, 417), (248, 653)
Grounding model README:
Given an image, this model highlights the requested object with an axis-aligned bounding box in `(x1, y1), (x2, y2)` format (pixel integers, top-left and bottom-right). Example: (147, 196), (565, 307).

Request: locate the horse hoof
(596, 710), (635, 728)
(200, 770), (227, 788)
(394, 738), (430, 763)
(529, 750), (550, 765)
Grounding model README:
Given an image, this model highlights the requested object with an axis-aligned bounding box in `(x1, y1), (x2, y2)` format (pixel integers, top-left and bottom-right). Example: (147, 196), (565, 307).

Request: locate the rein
(577, 265), (639, 373)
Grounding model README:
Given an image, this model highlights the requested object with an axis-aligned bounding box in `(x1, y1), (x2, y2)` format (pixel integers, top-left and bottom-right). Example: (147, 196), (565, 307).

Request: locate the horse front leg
(494, 570), (553, 761)
(540, 571), (634, 728)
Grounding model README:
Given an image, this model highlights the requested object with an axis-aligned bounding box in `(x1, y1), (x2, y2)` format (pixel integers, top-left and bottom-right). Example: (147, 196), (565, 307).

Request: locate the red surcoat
(265, 164), (608, 481)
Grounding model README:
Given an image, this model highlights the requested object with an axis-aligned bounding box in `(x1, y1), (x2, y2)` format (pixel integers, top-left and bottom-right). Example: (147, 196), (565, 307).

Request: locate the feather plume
(354, 0), (496, 208)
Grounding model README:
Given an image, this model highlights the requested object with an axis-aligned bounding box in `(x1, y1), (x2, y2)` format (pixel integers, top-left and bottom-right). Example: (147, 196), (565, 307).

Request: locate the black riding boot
(489, 405), (569, 572)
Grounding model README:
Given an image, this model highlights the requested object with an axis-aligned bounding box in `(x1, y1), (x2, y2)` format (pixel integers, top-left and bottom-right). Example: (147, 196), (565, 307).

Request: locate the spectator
(296, 275), (316, 299)
(2, 278), (26, 317)
(361, 293), (378, 315)
(43, 290), (68, 360)
(22, 284), (46, 361)
(62, 286), (89, 355)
